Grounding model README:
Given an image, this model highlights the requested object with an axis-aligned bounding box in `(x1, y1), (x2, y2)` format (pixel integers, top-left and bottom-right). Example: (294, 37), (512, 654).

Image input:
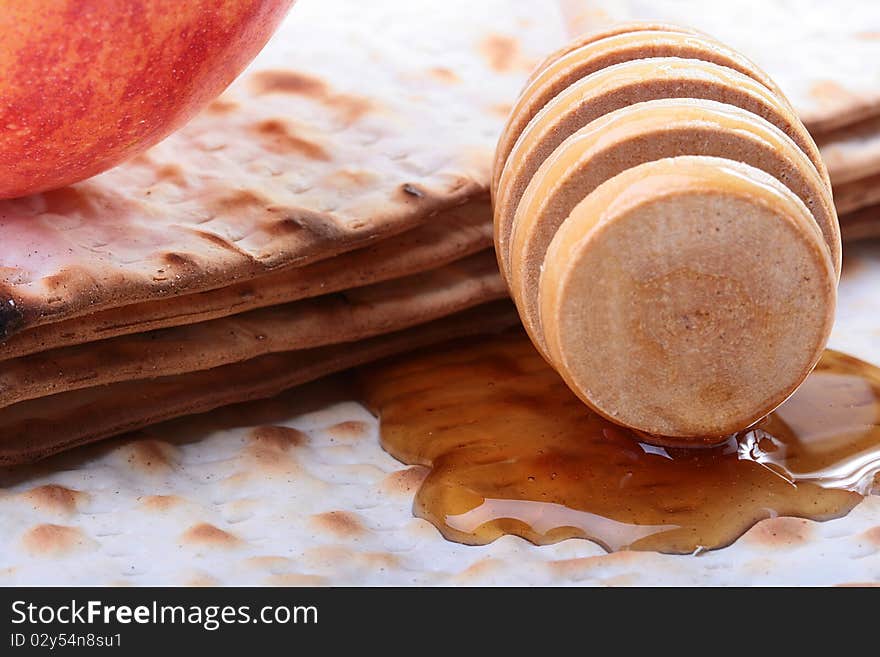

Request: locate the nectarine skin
(0, 0), (294, 199)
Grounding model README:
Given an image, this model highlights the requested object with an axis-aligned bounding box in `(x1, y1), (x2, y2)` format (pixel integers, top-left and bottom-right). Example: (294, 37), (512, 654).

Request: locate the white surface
(563, 0), (880, 130)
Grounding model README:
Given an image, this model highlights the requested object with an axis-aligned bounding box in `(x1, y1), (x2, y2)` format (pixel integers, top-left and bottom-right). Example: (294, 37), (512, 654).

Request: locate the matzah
(0, 0), (565, 338)
(0, 199), (491, 360)
(0, 252), (503, 409)
(0, 301), (518, 465)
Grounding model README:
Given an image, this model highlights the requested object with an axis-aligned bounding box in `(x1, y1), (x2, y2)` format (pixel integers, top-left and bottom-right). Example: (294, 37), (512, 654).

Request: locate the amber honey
(359, 330), (880, 554)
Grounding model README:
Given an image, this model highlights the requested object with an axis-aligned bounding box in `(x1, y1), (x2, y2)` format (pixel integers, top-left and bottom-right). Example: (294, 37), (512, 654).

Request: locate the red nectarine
(0, 0), (294, 199)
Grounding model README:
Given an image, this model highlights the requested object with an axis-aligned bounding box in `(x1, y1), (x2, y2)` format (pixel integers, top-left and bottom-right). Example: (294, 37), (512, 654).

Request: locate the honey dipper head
(494, 22), (840, 443)
(539, 156), (837, 440)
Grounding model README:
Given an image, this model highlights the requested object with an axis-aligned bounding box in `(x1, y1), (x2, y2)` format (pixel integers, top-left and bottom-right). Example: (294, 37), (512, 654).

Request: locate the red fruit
(0, 0), (295, 198)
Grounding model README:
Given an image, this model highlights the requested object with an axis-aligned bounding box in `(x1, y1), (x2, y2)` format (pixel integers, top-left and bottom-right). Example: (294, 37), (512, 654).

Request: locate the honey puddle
(359, 330), (880, 554)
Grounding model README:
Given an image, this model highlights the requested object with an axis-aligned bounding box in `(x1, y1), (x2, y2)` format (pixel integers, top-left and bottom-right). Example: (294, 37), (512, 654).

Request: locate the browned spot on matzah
(20, 485), (85, 514)
(250, 425), (308, 451)
(548, 551), (640, 578)
(428, 67), (460, 83)
(181, 523), (241, 547)
(120, 439), (179, 473)
(162, 252), (198, 269)
(301, 544), (351, 567)
(326, 169), (377, 189)
(21, 524), (94, 557)
(324, 94), (374, 122)
(253, 119), (330, 161)
(140, 494), (182, 511)
(489, 102), (513, 118)
(856, 31), (880, 40)
(311, 511), (366, 538)
(479, 33), (520, 72)
(154, 164), (187, 187)
(246, 430), (302, 475)
(129, 153), (153, 166)
(213, 189), (270, 212)
(41, 268), (91, 293)
(189, 230), (242, 255)
(252, 70), (329, 97)
(327, 420), (368, 441)
(206, 99), (239, 114)
(380, 466), (429, 496)
(744, 517), (815, 547)
(862, 525), (880, 546)
(186, 574), (220, 587)
(251, 70), (373, 122)
(454, 557), (504, 582)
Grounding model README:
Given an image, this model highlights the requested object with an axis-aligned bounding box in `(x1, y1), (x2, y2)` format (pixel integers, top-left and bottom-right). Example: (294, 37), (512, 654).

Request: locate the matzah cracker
(841, 205), (880, 241)
(818, 115), (880, 185)
(834, 172), (880, 216)
(0, 301), (518, 465)
(0, 252), (504, 408)
(0, 199), (491, 360)
(560, 0), (880, 133)
(0, 0), (565, 338)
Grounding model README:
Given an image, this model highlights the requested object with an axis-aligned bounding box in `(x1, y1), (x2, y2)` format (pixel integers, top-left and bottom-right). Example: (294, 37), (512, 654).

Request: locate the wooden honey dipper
(493, 24), (839, 442)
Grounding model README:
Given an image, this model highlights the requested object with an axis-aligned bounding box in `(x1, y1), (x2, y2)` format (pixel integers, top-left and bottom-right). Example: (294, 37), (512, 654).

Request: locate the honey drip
(360, 330), (880, 554)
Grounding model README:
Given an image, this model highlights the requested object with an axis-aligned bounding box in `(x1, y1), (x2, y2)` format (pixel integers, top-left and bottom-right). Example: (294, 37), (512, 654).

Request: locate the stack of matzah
(0, 0), (569, 463)
(562, 0), (880, 239)
(4, 1), (877, 464)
